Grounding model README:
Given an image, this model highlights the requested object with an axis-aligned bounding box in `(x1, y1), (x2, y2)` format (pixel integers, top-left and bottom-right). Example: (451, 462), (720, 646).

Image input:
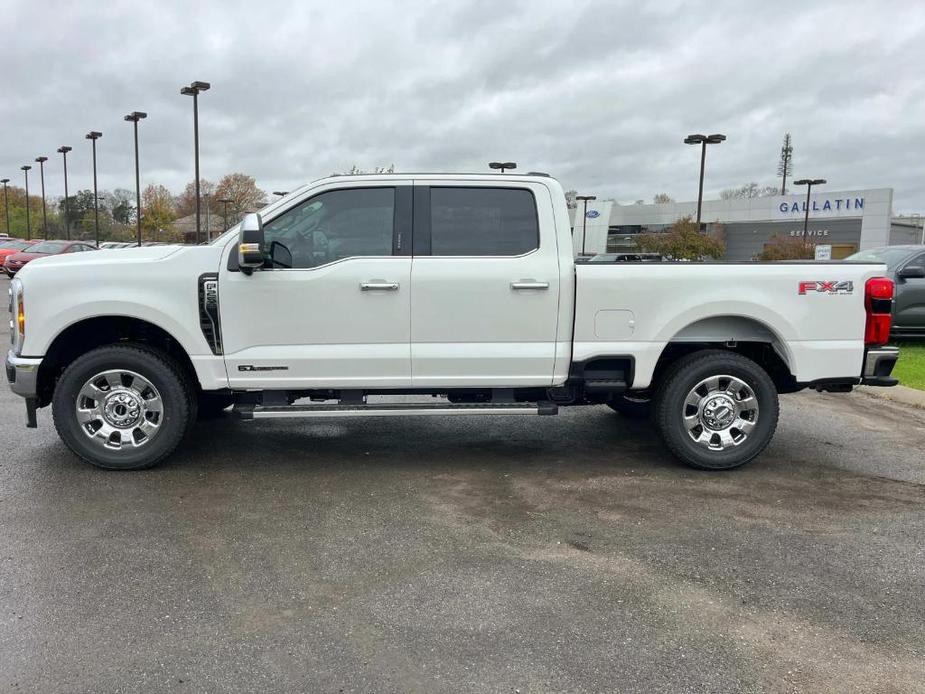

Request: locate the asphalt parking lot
(1, 278), (924, 693)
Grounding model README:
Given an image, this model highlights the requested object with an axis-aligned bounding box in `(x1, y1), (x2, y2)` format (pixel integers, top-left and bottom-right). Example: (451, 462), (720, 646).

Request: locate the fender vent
(198, 273), (223, 355)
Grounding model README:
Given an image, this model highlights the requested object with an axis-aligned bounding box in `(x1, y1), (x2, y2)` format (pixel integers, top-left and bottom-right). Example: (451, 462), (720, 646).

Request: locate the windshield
(0, 240), (30, 250)
(28, 241), (69, 254)
(845, 248), (914, 269)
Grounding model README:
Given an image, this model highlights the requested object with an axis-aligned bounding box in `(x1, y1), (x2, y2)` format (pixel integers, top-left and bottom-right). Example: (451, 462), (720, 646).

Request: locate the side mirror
(898, 265), (925, 280)
(238, 213), (264, 274)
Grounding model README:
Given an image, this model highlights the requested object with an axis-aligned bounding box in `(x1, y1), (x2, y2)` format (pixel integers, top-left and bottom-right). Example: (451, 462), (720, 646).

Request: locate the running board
(236, 401), (558, 420)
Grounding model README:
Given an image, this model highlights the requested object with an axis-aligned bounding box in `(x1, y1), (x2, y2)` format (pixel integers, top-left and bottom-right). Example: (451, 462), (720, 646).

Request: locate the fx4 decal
(798, 280), (854, 295)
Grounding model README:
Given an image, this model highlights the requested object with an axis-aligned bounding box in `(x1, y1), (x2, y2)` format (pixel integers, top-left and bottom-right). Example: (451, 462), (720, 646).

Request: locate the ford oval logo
(585, 210), (600, 218)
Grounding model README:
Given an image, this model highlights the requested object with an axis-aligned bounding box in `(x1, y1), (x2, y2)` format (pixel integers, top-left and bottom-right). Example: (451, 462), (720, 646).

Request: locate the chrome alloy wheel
(682, 374), (759, 451)
(75, 370), (163, 450)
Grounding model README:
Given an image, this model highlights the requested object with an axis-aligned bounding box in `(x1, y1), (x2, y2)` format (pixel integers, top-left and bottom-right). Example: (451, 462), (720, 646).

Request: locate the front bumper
(861, 346), (899, 387)
(6, 350), (41, 398)
(6, 351), (41, 428)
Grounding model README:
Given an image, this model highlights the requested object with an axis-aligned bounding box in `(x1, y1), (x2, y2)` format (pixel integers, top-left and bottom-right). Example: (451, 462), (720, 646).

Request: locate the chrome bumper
(6, 350), (42, 398)
(862, 346), (899, 386)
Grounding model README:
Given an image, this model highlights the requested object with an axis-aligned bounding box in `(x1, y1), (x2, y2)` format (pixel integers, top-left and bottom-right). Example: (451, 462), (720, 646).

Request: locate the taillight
(864, 277), (893, 346)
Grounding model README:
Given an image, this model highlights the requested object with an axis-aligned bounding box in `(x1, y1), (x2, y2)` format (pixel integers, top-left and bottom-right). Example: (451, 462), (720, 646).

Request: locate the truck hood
(25, 244), (184, 270)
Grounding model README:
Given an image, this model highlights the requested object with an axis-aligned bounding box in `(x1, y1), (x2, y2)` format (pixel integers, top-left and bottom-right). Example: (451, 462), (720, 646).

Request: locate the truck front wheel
(653, 350), (779, 470)
(52, 344), (194, 470)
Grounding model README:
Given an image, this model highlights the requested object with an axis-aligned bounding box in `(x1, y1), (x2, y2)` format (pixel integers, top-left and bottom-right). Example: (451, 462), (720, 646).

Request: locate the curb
(855, 384), (925, 410)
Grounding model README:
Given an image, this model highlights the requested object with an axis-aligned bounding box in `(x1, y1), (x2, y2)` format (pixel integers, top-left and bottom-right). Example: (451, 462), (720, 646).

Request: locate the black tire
(197, 391), (234, 420)
(653, 350), (779, 471)
(52, 343), (195, 470)
(606, 393), (652, 419)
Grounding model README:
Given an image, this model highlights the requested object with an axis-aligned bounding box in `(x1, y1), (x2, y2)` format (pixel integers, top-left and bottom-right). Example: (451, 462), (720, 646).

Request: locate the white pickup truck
(6, 173), (900, 471)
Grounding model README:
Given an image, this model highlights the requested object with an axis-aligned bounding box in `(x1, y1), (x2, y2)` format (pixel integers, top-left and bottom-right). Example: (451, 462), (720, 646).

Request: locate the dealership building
(571, 188), (924, 260)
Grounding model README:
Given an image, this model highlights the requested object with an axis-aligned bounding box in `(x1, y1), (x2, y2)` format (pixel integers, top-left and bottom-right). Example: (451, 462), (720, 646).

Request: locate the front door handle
(511, 280), (549, 290)
(360, 281), (399, 291)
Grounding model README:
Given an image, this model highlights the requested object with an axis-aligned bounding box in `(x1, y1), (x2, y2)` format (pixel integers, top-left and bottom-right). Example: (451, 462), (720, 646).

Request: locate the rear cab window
(428, 187), (539, 256)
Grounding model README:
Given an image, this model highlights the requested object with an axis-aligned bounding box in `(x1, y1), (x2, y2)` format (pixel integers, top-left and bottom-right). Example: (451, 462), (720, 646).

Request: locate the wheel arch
(650, 315), (798, 394)
(36, 315), (200, 407)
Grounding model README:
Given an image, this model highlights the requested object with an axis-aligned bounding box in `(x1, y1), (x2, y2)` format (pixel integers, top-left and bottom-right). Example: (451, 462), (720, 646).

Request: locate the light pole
(576, 195), (597, 255)
(57, 146), (72, 239)
(20, 166), (32, 237)
(180, 80), (210, 244)
(124, 111), (147, 247)
(35, 157), (48, 239)
(489, 161), (517, 173)
(218, 198), (233, 231)
(1, 179), (9, 236)
(272, 190), (288, 198)
(86, 131), (102, 246)
(683, 133), (726, 228)
(794, 178), (826, 248)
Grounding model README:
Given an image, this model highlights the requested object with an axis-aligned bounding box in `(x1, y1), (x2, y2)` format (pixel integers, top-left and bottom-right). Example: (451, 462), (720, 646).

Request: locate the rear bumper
(861, 346), (899, 387)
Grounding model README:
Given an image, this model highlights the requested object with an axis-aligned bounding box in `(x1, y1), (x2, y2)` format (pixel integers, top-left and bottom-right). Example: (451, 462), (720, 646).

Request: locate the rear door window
(429, 187), (539, 256)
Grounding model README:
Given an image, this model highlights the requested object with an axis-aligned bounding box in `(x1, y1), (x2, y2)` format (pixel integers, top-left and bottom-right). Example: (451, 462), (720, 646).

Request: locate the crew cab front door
(219, 183), (413, 389)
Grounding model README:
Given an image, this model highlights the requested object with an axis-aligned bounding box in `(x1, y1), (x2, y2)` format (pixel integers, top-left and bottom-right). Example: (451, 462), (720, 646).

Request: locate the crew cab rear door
(218, 182), (413, 388)
(409, 181), (561, 387)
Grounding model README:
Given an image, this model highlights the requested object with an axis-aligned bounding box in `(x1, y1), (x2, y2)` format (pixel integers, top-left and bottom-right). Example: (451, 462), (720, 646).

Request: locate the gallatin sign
(778, 197), (864, 214)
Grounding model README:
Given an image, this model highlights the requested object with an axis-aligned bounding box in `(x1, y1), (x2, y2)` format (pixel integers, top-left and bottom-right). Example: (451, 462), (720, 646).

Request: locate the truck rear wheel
(653, 350), (779, 470)
(52, 344), (194, 470)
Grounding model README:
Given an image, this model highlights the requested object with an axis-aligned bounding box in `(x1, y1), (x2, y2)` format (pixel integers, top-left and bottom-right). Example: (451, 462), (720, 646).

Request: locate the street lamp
(57, 146), (72, 239)
(180, 80), (211, 244)
(794, 178), (826, 247)
(272, 191), (288, 198)
(124, 111), (147, 247)
(218, 197), (233, 231)
(683, 133), (726, 227)
(86, 131), (102, 246)
(489, 161), (517, 173)
(20, 166), (32, 237)
(1, 179), (9, 236)
(35, 156), (48, 239)
(575, 195), (597, 255)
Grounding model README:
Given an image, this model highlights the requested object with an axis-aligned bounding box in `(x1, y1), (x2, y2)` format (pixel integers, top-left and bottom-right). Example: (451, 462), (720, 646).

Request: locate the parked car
(6, 173), (899, 471)
(2, 240), (97, 277)
(847, 245), (925, 337)
(0, 239), (37, 266)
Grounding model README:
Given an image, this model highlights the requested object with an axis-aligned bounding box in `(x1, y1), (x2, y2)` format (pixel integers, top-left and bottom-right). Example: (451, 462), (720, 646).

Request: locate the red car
(0, 238), (37, 267)
(3, 240), (97, 277)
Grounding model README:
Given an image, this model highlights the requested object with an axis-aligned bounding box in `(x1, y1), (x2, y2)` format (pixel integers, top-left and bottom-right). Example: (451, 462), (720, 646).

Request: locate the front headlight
(9, 278), (23, 355)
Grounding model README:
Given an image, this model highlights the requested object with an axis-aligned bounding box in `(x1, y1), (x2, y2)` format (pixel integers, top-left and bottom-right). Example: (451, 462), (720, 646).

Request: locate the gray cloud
(2, 0), (923, 212)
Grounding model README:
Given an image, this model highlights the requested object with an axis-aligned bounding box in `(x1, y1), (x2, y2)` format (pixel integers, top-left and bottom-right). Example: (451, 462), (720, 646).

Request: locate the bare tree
(720, 182), (781, 199)
(652, 193), (674, 204)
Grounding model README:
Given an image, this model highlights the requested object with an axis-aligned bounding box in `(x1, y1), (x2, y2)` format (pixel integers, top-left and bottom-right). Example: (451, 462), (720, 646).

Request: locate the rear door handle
(360, 281), (399, 291)
(511, 280), (549, 290)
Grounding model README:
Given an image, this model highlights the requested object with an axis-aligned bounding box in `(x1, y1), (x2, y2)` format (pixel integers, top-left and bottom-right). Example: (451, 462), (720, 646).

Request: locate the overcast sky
(2, 0), (923, 212)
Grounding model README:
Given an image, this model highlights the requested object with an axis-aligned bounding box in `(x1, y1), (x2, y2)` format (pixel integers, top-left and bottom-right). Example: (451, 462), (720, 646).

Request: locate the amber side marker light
(17, 293), (25, 340)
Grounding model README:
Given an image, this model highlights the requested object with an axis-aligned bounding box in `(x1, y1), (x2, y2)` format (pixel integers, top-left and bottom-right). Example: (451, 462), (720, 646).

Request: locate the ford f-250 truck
(6, 173), (900, 471)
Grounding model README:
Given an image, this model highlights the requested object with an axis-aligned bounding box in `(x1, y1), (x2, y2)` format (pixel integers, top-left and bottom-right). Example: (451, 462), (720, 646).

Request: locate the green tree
(140, 184), (177, 241)
(636, 216), (725, 260)
(107, 188), (136, 225)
